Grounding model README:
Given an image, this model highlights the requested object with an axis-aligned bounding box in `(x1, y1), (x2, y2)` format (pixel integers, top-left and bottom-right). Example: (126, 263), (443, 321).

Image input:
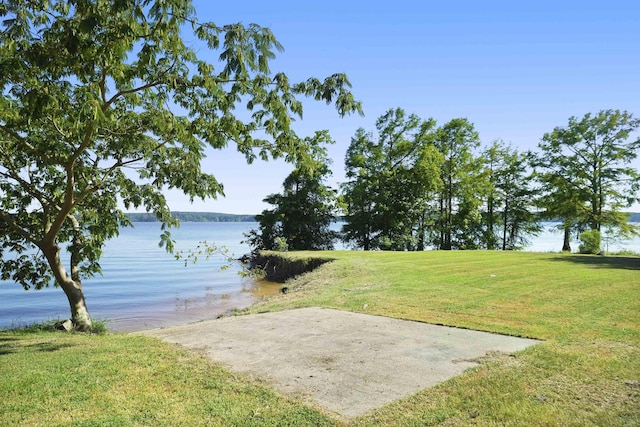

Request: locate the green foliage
(274, 236), (289, 252)
(0, 0), (361, 328)
(481, 140), (541, 250)
(579, 229), (602, 254)
(173, 241), (237, 272)
(249, 131), (339, 251)
(341, 112), (544, 252)
(532, 109), (640, 241)
(429, 118), (484, 250)
(341, 108), (442, 250)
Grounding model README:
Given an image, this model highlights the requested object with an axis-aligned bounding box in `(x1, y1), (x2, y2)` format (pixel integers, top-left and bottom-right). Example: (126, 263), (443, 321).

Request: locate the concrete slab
(141, 307), (540, 417)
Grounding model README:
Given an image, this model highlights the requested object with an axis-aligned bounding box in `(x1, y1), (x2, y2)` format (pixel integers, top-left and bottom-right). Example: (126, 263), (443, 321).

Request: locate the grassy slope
(247, 251), (640, 426)
(2, 251), (639, 426)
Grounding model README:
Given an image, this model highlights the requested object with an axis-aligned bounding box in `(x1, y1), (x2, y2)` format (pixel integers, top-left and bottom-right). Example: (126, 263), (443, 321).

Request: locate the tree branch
(0, 124), (62, 165)
(0, 210), (39, 245)
(103, 59), (179, 109)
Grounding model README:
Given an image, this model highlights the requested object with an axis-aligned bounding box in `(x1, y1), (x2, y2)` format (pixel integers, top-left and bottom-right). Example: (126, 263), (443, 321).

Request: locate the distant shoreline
(125, 211), (640, 223)
(126, 212), (256, 222)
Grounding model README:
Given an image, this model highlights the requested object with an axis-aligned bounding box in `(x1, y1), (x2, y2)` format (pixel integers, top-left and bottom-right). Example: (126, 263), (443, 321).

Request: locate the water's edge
(2, 221), (639, 331)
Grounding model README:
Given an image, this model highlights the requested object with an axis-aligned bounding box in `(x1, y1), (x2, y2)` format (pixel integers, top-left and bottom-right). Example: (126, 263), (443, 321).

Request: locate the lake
(0, 222), (277, 332)
(1, 221), (639, 331)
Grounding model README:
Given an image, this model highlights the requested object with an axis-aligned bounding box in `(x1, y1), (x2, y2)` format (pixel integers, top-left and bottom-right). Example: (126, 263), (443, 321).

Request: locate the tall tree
(340, 128), (380, 250)
(341, 108), (441, 250)
(430, 118), (483, 250)
(482, 141), (541, 250)
(481, 142), (502, 250)
(532, 110), (640, 247)
(0, 0), (361, 330)
(529, 160), (585, 252)
(248, 131), (339, 251)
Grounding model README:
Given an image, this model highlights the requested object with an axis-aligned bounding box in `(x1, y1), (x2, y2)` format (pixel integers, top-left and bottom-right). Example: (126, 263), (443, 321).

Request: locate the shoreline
(107, 277), (283, 333)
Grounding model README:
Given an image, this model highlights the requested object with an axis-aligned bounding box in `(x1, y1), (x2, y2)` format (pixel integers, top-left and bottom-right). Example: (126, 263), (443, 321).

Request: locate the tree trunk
(562, 226), (571, 252)
(487, 195), (495, 250)
(60, 279), (92, 332)
(42, 243), (93, 331)
(501, 200), (509, 251)
(445, 184), (452, 250)
(416, 213), (425, 251)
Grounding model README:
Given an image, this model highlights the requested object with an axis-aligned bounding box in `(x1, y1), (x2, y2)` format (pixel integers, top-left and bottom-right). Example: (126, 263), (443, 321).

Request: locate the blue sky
(165, 0), (640, 214)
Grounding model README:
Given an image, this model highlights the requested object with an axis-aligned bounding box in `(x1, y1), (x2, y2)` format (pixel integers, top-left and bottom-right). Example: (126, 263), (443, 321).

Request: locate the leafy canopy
(249, 131), (339, 252)
(341, 108), (441, 250)
(532, 110), (640, 237)
(0, 0), (362, 290)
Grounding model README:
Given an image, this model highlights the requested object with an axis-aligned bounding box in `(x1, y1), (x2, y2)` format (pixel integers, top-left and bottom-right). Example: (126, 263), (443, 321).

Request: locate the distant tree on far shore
(126, 212), (255, 222)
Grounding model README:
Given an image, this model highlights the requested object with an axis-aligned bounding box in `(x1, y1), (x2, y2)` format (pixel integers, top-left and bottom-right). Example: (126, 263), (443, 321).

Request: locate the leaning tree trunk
(59, 277), (92, 332)
(42, 243), (93, 331)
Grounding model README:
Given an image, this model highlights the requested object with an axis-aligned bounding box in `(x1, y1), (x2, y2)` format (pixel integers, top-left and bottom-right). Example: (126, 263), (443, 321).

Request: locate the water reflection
(108, 276), (282, 332)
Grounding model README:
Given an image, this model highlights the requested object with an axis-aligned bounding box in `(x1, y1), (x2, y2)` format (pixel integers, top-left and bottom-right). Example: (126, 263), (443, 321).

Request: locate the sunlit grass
(2, 251), (639, 426)
(0, 331), (334, 426)
(245, 251), (640, 425)
(249, 251), (640, 343)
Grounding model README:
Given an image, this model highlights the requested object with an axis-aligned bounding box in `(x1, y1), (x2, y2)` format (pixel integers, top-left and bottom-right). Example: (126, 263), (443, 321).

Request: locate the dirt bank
(251, 253), (333, 282)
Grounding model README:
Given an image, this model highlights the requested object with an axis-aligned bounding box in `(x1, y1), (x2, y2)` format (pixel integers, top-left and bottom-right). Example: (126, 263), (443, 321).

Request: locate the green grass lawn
(2, 251), (639, 426)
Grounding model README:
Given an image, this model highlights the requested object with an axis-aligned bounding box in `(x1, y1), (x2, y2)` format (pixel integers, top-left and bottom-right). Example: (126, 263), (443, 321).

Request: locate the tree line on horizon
(249, 108), (640, 253)
(126, 211), (255, 223)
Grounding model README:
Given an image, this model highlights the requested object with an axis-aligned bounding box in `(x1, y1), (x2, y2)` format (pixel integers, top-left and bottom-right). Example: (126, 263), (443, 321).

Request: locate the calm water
(1, 222), (638, 331)
(0, 222), (280, 332)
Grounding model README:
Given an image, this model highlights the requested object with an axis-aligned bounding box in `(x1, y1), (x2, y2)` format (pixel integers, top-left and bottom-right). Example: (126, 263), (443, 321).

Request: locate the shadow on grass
(25, 341), (76, 353)
(0, 337), (19, 355)
(547, 254), (640, 270)
(0, 335), (77, 355)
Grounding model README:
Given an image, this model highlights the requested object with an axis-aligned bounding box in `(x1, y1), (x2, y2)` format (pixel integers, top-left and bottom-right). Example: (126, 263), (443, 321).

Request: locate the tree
(482, 141), (541, 250)
(429, 118), (483, 250)
(341, 108), (441, 250)
(0, 0), (361, 331)
(529, 162), (585, 252)
(340, 128), (380, 250)
(248, 131), (339, 251)
(579, 230), (601, 254)
(481, 142), (502, 250)
(532, 110), (640, 249)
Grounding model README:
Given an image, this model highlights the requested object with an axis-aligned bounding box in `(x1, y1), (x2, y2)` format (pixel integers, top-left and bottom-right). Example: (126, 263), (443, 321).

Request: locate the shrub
(274, 236), (289, 252)
(579, 230), (601, 254)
